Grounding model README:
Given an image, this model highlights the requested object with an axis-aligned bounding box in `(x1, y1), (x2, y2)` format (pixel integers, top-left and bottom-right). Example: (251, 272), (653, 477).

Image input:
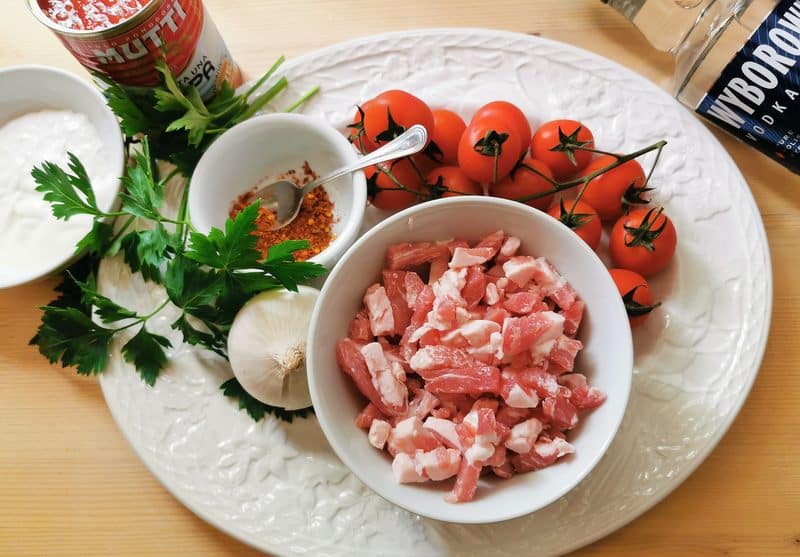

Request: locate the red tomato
(427, 166), (483, 198)
(425, 109), (467, 165)
(489, 158), (554, 210)
(580, 155), (646, 221)
(348, 101), (378, 153)
(546, 199), (602, 250)
(530, 120), (595, 179)
(363, 90), (434, 146)
(609, 268), (659, 328)
(472, 101), (531, 156)
(609, 207), (677, 276)
(457, 120), (522, 184)
(365, 159), (425, 211)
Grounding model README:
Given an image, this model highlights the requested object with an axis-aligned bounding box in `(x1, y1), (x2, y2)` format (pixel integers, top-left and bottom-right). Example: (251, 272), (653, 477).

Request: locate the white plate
(97, 29), (772, 556)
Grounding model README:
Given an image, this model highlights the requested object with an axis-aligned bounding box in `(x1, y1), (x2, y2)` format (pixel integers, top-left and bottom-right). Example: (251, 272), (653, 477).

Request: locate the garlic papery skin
(227, 285), (320, 410)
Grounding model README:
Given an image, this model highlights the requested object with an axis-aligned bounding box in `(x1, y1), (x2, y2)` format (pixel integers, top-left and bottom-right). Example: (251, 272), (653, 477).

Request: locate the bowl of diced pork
(306, 196), (632, 524)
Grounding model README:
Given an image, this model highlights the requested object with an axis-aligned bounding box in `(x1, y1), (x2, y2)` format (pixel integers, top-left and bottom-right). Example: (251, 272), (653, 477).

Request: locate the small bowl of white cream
(0, 65), (124, 289)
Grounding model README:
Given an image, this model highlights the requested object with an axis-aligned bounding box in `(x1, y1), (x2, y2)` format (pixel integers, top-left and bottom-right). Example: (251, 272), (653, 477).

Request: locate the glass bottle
(605, 0), (800, 174)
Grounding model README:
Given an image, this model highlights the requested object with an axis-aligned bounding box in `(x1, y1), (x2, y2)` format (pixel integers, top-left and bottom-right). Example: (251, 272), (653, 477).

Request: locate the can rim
(26, 0), (163, 38)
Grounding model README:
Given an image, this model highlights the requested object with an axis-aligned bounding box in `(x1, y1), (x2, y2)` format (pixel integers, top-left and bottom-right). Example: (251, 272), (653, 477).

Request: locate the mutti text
(92, 3), (188, 64)
(705, 0), (800, 139)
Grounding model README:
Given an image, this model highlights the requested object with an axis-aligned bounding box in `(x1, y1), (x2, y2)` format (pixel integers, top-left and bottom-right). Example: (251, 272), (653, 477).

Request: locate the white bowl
(189, 113), (367, 270)
(0, 65), (124, 289)
(307, 196), (633, 524)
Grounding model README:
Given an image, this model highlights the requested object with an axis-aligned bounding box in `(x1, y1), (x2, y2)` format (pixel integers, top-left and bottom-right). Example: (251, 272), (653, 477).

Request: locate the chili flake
(230, 162), (336, 261)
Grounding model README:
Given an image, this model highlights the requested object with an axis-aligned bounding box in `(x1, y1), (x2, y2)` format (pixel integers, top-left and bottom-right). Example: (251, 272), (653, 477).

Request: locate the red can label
(35, 0), (240, 99)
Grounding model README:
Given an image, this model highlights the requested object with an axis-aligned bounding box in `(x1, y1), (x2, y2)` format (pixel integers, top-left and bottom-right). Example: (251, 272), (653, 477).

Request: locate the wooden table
(1, 1), (798, 555)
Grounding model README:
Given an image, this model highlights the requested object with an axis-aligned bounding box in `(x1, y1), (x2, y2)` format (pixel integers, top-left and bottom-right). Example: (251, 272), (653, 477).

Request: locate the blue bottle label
(696, 0), (800, 173)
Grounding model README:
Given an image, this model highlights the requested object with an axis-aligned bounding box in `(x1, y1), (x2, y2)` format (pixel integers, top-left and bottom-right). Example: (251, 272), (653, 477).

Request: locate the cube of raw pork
(386, 242), (450, 270)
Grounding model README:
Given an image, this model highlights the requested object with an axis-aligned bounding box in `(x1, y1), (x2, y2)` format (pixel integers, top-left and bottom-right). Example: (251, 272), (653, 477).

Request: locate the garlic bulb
(227, 285), (320, 410)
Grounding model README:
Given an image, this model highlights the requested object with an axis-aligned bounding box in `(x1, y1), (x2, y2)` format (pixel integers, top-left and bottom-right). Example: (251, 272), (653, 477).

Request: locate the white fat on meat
(535, 437), (575, 459)
(423, 417), (462, 450)
(505, 418), (544, 454)
(363, 284), (395, 336)
(505, 383), (540, 408)
(502, 256), (539, 287)
(368, 419), (392, 450)
(442, 319), (501, 347)
(449, 247), (493, 268)
(484, 282), (500, 305)
(392, 453), (427, 483)
(360, 342), (407, 407)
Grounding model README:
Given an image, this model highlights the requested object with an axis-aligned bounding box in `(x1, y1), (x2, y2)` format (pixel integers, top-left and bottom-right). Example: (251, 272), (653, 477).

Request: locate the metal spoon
(254, 124), (428, 230)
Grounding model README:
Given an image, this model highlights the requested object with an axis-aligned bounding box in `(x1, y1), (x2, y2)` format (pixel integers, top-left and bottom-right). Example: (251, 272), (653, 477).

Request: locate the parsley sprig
(30, 56), (324, 422)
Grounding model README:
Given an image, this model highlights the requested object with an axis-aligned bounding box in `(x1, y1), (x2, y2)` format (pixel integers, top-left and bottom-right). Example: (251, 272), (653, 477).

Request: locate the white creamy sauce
(0, 110), (116, 282)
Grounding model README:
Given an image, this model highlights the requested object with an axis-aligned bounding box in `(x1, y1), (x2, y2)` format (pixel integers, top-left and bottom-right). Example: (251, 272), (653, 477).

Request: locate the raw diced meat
(407, 389), (439, 420)
(364, 284), (395, 337)
(548, 335), (583, 373)
(337, 339), (405, 417)
(504, 417), (544, 454)
(491, 461), (514, 479)
(510, 437), (574, 473)
(419, 366), (501, 396)
(495, 235), (521, 263)
(349, 308), (373, 343)
(388, 416), (441, 455)
(484, 282), (500, 305)
(416, 447), (462, 480)
(368, 419), (392, 449)
(559, 373), (606, 410)
(341, 231), (600, 503)
(502, 311), (565, 357)
(502, 256), (539, 287)
(423, 416), (462, 449)
(445, 459), (482, 503)
(542, 395), (579, 430)
(462, 267), (487, 308)
(386, 242), (450, 270)
(496, 404), (531, 427)
(361, 342), (410, 414)
(355, 402), (387, 429)
(483, 305), (510, 325)
(392, 453), (427, 483)
(500, 371), (540, 408)
(503, 291), (543, 314)
(404, 271), (425, 308)
(449, 246), (495, 268)
(429, 255), (449, 284)
(442, 320), (501, 348)
(474, 230), (505, 257)
(382, 270), (412, 335)
(561, 299), (585, 337)
(409, 345), (474, 372)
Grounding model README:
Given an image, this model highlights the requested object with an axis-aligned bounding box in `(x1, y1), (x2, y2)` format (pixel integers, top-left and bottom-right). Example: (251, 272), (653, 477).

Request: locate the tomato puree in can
(28, 0), (242, 99)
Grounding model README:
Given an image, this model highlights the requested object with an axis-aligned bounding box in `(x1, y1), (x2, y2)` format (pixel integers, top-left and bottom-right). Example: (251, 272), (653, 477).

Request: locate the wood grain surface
(1, 1), (798, 555)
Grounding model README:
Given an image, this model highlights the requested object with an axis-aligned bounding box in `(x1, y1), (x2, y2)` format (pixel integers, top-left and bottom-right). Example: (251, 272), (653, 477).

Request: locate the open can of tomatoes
(26, 0), (242, 99)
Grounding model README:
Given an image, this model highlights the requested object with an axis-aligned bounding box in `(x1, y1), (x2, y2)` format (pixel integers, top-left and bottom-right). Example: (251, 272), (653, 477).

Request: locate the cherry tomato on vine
(363, 90), (434, 147)
(609, 268), (660, 328)
(580, 155), (647, 221)
(546, 199), (602, 250)
(457, 119), (522, 184)
(472, 101), (531, 156)
(348, 100), (378, 153)
(530, 119), (595, 179)
(365, 159), (425, 211)
(426, 166), (483, 198)
(490, 157), (554, 210)
(609, 207), (677, 276)
(423, 109), (467, 166)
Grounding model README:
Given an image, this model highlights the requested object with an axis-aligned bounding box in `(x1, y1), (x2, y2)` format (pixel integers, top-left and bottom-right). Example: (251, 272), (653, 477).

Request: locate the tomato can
(27, 0), (242, 99)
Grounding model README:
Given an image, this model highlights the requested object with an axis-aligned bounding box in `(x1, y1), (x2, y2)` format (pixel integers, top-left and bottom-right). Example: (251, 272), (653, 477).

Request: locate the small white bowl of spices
(189, 113), (367, 271)
(0, 66), (124, 289)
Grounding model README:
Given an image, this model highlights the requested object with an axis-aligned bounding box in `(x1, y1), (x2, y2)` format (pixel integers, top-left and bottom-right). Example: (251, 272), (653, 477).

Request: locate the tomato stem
(514, 139), (667, 203)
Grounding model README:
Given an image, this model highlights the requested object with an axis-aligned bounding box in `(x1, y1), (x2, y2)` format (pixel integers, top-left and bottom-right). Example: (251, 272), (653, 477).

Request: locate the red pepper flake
(230, 162), (336, 261)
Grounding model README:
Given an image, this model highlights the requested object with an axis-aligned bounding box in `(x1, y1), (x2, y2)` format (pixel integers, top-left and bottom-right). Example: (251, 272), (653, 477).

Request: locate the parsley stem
(286, 85), (321, 113)
(107, 216), (135, 249)
(244, 55), (286, 100)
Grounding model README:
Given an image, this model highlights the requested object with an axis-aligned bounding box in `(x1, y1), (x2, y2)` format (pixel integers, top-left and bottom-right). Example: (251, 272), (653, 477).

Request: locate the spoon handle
(299, 124), (428, 195)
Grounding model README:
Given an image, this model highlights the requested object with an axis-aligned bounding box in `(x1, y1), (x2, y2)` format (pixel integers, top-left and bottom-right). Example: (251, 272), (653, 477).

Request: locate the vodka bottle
(605, 0), (800, 174)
